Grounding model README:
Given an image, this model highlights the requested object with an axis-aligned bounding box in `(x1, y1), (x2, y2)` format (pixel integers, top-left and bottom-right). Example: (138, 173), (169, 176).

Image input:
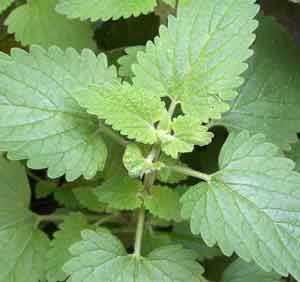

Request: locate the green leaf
(286, 141), (300, 172)
(73, 82), (167, 144)
(5, 0), (96, 50)
(157, 154), (188, 184)
(55, 187), (80, 210)
(144, 186), (181, 221)
(142, 231), (173, 255)
(63, 228), (203, 282)
(94, 175), (143, 210)
(0, 155), (49, 282)
(160, 115), (213, 158)
(56, 0), (157, 21)
(181, 130), (300, 279)
(118, 46), (145, 79)
(73, 187), (106, 213)
(0, 46), (117, 181)
(35, 180), (57, 199)
(133, 0), (259, 122)
(171, 222), (222, 261)
(222, 259), (281, 282)
(0, 0), (14, 13)
(47, 213), (89, 282)
(219, 17), (300, 149)
(123, 144), (165, 177)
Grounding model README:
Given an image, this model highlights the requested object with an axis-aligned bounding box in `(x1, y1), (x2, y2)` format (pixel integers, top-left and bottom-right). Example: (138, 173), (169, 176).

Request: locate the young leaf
(286, 141), (300, 172)
(47, 213), (89, 282)
(35, 180), (57, 199)
(181, 130), (300, 279)
(5, 0), (96, 50)
(219, 17), (300, 149)
(55, 188), (80, 210)
(118, 46), (145, 79)
(0, 0), (14, 13)
(73, 187), (106, 213)
(123, 143), (165, 177)
(63, 228), (203, 282)
(73, 82), (167, 144)
(0, 155), (49, 282)
(56, 0), (156, 22)
(160, 115), (213, 158)
(133, 0), (259, 122)
(94, 175), (143, 210)
(222, 259), (281, 282)
(144, 186), (181, 221)
(0, 46), (117, 181)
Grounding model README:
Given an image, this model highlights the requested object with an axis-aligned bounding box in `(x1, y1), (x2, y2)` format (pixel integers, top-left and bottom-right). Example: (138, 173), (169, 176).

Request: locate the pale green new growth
(56, 0), (156, 21)
(181, 131), (300, 279)
(160, 115), (213, 158)
(133, 0), (259, 123)
(73, 82), (167, 144)
(123, 144), (165, 177)
(47, 213), (89, 282)
(219, 17), (300, 149)
(94, 175), (143, 210)
(5, 0), (96, 50)
(0, 0), (14, 13)
(0, 155), (49, 282)
(144, 186), (181, 221)
(0, 46), (117, 181)
(63, 228), (203, 282)
(222, 259), (281, 282)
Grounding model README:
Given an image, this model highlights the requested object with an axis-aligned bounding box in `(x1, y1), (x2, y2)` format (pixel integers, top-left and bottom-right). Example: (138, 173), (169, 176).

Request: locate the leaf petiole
(166, 165), (211, 182)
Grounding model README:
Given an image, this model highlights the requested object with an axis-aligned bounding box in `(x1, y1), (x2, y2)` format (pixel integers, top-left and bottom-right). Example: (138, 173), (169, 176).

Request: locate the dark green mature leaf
(5, 0), (96, 50)
(73, 187), (106, 212)
(219, 17), (300, 149)
(0, 155), (49, 282)
(0, 46), (117, 181)
(133, 0), (259, 122)
(222, 259), (281, 282)
(73, 82), (167, 145)
(63, 228), (204, 282)
(47, 213), (89, 282)
(181, 131), (300, 279)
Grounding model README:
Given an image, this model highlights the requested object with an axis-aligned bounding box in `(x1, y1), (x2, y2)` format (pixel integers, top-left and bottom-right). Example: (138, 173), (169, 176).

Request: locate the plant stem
(94, 213), (120, 226)
(98, 121), (129, 147)
(133, 207), (146, 257)
(167, 165), (211, 182)
(27, 170), (44, 182)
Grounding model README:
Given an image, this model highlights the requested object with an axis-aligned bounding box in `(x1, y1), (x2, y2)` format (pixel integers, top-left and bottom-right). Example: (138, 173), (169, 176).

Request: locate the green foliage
(47, 213), (89, 282)
(63, 228), (204, 282)
(0, 155), (49, 282)
(0, 46), (117, 181)
(222, 259), (281, 282)
(181, 130), (300, 279)
(0, 0), (300, 281)
(5, 0), (96, 50)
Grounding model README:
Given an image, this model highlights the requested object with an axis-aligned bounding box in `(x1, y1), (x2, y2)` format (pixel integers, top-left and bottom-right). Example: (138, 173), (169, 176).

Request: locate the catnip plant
(0, 0), (299, 281)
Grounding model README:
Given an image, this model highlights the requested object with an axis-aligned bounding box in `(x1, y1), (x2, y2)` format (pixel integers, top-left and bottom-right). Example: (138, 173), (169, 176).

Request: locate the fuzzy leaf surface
(56, 0), (156, 21)
(222, 259), (281, 282)
(219, 17), (300, 149)
(94, 175), (143, 210)
(144, 186), (181, 221)
(0, 46), (117, 180)
(73, 82), (167, 144)
(160, 115), (213, 158)
(123, 144), (165, 177)
(0, 155), (49, 282)
(181, 131), (300, 279)
(73, 187), (106, 212)
(5, 0), (96, 50)
(133, 0), (258, 122)
(47, 213), (89, 282)
(63, 228), (203, 282)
